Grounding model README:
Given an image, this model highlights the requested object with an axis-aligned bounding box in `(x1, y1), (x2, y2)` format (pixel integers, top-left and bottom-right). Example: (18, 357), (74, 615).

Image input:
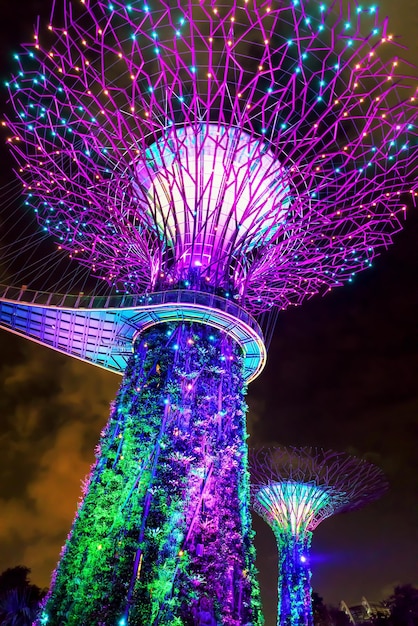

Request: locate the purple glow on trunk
(38, 323), (262, 624)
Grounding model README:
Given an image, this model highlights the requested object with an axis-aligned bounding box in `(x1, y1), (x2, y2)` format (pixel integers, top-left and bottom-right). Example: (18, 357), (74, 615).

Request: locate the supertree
(0, 0), (417, 624)
(249, 447), (388, 626)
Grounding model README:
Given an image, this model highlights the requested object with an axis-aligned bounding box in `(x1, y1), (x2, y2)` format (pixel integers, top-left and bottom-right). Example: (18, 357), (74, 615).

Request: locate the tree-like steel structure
(0, 0), (417, 624)
(250, 447), (388, 626)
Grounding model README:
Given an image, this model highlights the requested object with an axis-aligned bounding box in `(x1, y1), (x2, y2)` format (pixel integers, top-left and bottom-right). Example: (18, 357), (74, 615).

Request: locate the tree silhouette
(0, 587), (40, 626)
(312, 592), (332, 626)
(388, 585), (418, 626)
(0, 566), (46, 626)
(0, 568), (32, 594)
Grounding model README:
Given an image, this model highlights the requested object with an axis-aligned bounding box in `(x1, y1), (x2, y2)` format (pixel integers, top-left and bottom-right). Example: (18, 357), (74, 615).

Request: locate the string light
(3, 1), (417, 619)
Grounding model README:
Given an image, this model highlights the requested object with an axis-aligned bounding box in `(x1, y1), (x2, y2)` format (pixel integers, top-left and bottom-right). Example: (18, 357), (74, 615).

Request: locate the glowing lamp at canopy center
(134, 125), (291, 273)
(256, 481), (333, 537)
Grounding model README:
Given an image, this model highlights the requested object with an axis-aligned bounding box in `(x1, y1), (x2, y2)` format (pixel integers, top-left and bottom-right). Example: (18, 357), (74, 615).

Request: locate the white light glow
(257, 481), (331, 536)
(135, 125), (291, 271)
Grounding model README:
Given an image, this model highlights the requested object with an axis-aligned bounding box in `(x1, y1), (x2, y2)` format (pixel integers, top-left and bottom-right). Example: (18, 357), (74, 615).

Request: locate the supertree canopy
(0, 1), (417, 625)
(250, 447), (388, 626)
(4, 0), (418, 312)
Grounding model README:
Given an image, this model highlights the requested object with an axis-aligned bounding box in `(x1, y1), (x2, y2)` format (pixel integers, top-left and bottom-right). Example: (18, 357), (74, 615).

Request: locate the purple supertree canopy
(250, 446), (389, 531)
(249, 448), (388, 626)
(5, 0), (418, 313)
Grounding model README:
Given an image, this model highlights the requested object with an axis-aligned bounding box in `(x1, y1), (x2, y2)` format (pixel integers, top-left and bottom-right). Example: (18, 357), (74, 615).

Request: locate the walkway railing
(0, 285), (263, 340)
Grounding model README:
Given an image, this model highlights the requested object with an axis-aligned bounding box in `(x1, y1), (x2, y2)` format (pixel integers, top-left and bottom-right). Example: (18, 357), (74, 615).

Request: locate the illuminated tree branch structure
(250, 447), (388, 626)
(1, 0), (417, 624)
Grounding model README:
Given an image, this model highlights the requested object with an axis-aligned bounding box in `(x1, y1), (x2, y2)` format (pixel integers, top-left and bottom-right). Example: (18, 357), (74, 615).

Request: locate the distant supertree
(250, 447), (388, 626)
(0, 0), (416, 624)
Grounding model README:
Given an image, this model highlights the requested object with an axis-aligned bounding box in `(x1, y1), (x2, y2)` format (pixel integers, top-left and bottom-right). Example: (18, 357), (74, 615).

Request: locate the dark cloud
(0, 337), (119, 587)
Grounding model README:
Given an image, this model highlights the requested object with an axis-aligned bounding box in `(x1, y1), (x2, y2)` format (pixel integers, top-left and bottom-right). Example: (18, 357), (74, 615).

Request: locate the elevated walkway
(0, 287), (266, 382)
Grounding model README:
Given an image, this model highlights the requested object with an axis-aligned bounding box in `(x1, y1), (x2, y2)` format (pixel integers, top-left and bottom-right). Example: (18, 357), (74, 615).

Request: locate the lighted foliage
(274, 529), (313, 626)
(40, 322), (262, 625)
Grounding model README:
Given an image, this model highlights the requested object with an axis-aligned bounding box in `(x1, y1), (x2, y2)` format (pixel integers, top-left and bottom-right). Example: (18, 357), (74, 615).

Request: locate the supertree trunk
(250, 448), (388, 626)
(39, 322), (262, 626)
(275, 529), (313, 626)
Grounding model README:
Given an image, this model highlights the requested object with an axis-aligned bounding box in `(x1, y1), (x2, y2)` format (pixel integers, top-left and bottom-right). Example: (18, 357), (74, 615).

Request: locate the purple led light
(2, 2), (417, 623)
(5, 0), (418, 313)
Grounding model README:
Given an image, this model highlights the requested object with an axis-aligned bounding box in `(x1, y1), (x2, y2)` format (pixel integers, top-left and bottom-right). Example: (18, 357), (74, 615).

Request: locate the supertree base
(39, 322), (262, 626)
(274, 529), (313, 626)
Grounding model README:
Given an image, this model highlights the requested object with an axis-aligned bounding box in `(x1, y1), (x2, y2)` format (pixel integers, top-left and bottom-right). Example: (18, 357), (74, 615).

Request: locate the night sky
(0, 2), (417, 625)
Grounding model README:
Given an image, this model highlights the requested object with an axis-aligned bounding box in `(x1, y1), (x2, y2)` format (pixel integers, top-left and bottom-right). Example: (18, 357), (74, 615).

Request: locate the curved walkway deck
(0, 288), (266, 382)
